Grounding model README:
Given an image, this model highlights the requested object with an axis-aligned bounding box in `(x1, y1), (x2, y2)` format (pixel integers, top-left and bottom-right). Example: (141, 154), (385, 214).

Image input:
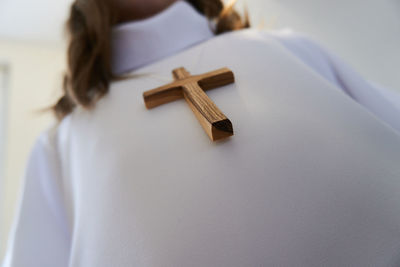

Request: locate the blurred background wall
(245, 0), (400, 92)
(0, 42), (64, 257)
(0, 0), (399, 259)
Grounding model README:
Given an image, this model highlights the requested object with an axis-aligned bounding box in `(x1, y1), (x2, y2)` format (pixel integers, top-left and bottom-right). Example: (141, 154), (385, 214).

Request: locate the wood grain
(143, 67), (235, 141)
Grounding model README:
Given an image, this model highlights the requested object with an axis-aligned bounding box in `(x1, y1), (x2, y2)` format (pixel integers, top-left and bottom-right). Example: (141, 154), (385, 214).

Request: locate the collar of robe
(111, 1), (215, 75)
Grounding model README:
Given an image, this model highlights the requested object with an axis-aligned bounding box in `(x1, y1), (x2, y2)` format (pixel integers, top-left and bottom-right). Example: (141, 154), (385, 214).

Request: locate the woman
(4, 0), (400, 266)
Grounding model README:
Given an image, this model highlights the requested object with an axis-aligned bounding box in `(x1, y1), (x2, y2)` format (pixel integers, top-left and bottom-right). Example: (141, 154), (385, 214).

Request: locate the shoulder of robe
(27, 122), (63, 183)
(263, 29), (400, 133)
(33, 116), (71, 154)
(28, 115), (73, 177)
(35, 123), (59, 150)
(259, 29), (341, 87)
(3, 122), (71, 267)
(24, 119), (71, 221)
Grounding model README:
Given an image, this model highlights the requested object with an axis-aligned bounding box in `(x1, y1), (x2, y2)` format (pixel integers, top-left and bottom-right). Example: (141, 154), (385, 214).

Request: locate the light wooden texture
(143, 67), (235, 141)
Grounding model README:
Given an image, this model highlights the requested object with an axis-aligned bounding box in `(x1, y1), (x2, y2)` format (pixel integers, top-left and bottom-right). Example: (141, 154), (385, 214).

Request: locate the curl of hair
(186, 0), (250, 33)
(53, 0), (249, 120)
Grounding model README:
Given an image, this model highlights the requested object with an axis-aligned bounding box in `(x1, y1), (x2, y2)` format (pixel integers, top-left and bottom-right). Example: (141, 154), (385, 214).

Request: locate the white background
(0, 64), (9, 256)
(0, 0), (399, 260)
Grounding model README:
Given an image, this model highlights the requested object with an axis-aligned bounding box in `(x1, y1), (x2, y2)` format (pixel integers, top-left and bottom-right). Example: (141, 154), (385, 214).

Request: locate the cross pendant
(143, 67), (235, 141)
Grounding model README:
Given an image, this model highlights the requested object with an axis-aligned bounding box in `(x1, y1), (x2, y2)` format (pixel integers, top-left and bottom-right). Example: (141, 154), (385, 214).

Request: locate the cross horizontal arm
(197, 68), (235, 90)
(143, 68), (235, 109)
(143, 84), (183, 109)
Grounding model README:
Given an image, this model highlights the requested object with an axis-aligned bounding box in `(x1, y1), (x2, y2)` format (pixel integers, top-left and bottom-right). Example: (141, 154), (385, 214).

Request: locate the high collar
(111, 1), (215, 75)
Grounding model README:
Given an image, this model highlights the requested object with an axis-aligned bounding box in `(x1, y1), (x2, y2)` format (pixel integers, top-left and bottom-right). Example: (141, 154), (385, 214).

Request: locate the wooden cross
(143, 67), (235, 141)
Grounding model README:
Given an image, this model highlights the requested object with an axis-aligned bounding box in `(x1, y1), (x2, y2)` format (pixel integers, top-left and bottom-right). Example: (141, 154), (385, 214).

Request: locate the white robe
(4, 1), (400, 266)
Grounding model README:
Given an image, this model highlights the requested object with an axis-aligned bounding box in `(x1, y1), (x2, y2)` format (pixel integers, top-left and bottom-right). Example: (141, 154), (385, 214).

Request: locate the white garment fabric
(4, 1), (400, 266)
(271, 30), (400, 132)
